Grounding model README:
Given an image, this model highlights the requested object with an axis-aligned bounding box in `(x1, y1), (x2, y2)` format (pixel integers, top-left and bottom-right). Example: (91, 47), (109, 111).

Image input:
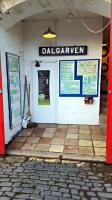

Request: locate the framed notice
(6, 52), (22, 129)
(59, 59), (100, 97)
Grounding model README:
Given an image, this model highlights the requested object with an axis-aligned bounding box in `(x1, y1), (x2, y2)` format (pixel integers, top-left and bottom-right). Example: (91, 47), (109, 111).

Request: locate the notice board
(6, 52), (22, 129)
(59, 59), (100, 97)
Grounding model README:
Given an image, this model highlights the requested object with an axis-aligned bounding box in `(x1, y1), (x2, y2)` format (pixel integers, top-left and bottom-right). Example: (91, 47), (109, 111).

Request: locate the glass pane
(38, 70), (50, 105)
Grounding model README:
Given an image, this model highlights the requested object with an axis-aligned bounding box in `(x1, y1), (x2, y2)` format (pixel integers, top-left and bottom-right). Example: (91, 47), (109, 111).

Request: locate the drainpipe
(106, 0), (112, 164)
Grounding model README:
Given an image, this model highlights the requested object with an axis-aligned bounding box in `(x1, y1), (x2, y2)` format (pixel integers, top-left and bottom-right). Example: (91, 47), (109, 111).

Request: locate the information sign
(59, 59), (99, 97)
(6, 53), (22, 129)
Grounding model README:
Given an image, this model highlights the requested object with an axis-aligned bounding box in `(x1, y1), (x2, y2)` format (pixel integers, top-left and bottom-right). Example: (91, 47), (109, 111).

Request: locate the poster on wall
(38, 70), (50, 105)
(6, 52), (22, 129)
(60, 61), (80, 95)
(59, 59), (99, 97)
(77, 60), (99, 95)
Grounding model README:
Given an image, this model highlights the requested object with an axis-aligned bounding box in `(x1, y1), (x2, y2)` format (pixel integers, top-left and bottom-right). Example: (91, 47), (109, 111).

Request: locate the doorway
(99, 46), (109, 134)
(32, 63), (56, 123)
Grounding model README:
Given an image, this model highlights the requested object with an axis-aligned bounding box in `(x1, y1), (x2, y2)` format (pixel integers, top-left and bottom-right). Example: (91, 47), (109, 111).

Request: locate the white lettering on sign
(61, 48), (65, 54)
(75, 47), (79, 54)
(80, 47), (84, 54)
(39, 46), (88, 56)
(51, 48), (55, 54)
(42, 48), (46, 54)
(56, 48), (60, 54)
(47, 48), (50, 54)
(70, 47), (75, 54)
(66, 47), (69, 54)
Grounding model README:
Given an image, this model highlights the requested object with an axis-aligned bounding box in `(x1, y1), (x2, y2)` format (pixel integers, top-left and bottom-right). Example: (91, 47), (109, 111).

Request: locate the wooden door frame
(106, 0), (112, 163)
(0, 61), (5, 155)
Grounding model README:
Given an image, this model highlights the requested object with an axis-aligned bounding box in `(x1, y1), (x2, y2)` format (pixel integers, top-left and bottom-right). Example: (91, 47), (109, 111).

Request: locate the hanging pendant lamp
(43, 27), (56, 39)
(42, 11), (57, 39)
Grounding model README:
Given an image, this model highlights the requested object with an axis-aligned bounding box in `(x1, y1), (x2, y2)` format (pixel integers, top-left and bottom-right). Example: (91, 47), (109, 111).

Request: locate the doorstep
(6, 149), (105, 163)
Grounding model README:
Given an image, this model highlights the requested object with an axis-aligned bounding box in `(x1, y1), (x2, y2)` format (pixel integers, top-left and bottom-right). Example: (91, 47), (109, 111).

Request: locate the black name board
(39, 46), (88, 56)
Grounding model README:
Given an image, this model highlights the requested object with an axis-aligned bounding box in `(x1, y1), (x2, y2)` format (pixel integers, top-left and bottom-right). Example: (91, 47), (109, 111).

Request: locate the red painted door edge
(0, 62), (5, 155)
(106, 0), (112, 164)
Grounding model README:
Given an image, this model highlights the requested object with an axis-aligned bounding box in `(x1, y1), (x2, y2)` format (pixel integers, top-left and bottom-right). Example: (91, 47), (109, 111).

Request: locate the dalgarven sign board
(39, 46), (88, 56)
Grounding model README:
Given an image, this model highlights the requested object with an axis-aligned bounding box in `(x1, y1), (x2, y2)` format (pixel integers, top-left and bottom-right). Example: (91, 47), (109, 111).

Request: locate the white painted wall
(0, 22), (24, 144)
(0, 14), (103, 146)
(23, 17), (102, 125)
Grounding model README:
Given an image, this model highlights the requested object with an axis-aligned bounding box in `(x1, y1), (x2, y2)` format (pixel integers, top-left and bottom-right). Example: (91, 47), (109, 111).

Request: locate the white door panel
(32, 63), (56, 123)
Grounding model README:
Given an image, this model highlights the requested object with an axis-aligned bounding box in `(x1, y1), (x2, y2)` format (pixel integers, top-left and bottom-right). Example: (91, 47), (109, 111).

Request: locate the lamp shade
(42, 27), (56, 39)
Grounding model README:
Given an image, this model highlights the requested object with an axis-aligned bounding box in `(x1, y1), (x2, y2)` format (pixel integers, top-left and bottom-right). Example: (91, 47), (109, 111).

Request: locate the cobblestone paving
(0, 156), (112, 199)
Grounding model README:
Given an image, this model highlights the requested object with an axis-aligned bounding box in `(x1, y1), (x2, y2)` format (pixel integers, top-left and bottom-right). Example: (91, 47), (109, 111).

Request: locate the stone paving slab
(0, 156), (111, 199)
(7, 124), (106, 161)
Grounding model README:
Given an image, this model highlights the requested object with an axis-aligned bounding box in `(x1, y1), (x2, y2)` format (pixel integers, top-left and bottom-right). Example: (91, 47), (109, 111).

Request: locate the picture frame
(6, 52), (22, 129)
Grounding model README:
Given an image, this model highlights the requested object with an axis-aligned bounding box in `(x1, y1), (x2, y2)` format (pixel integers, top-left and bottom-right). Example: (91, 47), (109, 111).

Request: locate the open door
(0, 59), (5, 155)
